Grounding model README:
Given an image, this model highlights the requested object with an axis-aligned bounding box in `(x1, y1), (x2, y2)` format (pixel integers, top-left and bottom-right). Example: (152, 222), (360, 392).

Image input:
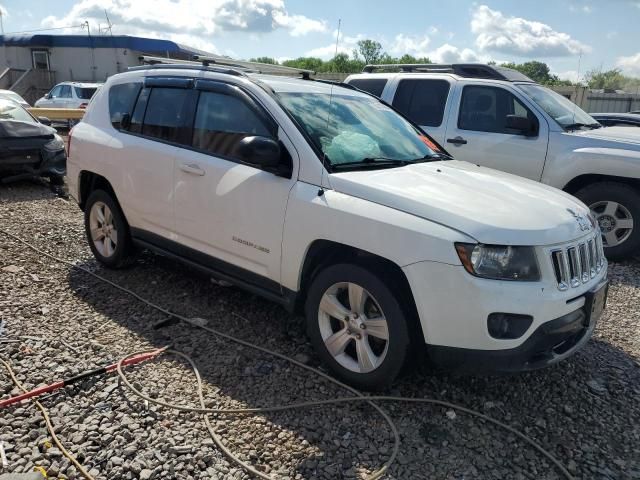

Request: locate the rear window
(109, 82), (142, 129)
(347, 78), (388, 98)
(392, 79), (450, 127)
(75, 87), (98, 99)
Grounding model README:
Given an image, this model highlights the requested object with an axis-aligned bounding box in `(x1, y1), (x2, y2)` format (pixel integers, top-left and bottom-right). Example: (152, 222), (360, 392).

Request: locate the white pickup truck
(346, 64), (640, 260)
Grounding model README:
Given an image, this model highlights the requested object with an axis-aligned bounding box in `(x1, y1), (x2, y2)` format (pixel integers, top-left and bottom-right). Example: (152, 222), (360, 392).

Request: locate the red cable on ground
(0, 346), (169, 409)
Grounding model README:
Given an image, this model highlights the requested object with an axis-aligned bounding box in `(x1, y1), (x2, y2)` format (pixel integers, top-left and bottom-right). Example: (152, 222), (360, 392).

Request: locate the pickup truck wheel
(305, 264), (411, 390)
(575, 182), (640, 261)
(84, 189), (135, 268)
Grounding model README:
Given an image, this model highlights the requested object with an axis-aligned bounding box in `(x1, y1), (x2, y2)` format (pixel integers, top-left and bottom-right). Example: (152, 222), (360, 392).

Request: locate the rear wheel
(84, 189), (135, 268)
(305, 263), (411, 390)
(575, 182), (640, 261)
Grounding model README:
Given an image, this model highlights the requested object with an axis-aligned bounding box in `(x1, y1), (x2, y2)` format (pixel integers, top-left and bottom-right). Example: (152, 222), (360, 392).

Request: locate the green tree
(501, 61), (575, 86)
(585, 68), (627, 90)
(282, 57), (325, 72)
(357, 39), (383, 65)
(249, 57), (277, 64)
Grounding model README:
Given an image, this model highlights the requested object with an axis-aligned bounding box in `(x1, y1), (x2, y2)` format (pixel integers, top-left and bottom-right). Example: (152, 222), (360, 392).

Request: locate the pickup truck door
(443, 81), (549, 181)
(388, 77), (453, 146)
(172, 81), (297, 290)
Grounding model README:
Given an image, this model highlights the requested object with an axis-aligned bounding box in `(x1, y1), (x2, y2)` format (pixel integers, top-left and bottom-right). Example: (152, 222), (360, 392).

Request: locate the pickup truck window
(392, 79), (450, 127)
(516, 84), (597, 130)
(192, 91), (271, 160)
(278, 92), (437, 167)
(347, 78), (388, 97)
(458, 85), (537, 135)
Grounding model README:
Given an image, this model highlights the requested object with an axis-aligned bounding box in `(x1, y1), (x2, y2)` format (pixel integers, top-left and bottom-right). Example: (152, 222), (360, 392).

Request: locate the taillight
(79, 103), (88, 109)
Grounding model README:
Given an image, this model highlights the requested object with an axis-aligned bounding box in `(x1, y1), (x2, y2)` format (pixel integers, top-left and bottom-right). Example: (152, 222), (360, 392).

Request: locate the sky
(1, 0), (639, 81)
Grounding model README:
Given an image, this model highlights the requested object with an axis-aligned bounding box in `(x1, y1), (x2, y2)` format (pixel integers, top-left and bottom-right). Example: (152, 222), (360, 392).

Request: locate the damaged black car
(0, 98), (66, 185)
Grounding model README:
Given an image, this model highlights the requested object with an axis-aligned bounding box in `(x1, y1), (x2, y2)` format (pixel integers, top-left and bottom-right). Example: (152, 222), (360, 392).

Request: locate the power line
(2, 25), (84, 35)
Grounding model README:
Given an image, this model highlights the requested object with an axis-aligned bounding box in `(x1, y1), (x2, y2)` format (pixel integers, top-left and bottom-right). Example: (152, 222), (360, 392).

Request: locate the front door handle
(447, 136), (468, 146)
(180, 163), (205, 176)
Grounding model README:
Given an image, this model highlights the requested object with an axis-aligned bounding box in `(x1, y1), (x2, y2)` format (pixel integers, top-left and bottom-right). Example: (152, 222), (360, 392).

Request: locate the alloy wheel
(590, 200), (634, 247)
(317, 282), (389, 374)
(89, 201), (118, 258)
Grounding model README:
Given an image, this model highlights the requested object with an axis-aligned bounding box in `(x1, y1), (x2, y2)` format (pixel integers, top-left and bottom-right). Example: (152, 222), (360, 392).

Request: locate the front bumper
(0, 147), (66, 180)
(427, 279), (607, 371)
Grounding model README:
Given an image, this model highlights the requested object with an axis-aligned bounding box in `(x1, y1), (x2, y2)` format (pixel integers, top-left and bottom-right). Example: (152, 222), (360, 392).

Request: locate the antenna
(104, 10), (114, 35)
(572, 50), (583, 123)
(318, 18), (341, 197)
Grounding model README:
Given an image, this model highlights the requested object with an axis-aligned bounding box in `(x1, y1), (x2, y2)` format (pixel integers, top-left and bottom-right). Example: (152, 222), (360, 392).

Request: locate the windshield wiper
(331, 157), (410, 171)
(564, 122), (602, 131)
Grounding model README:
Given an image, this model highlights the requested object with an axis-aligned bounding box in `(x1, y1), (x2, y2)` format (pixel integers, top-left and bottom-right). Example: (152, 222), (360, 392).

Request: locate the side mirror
(38, 116), (52, 126)
(235, 136), (289, 175)
(506, 115), (535, 136)
(45, 93), (52, 99)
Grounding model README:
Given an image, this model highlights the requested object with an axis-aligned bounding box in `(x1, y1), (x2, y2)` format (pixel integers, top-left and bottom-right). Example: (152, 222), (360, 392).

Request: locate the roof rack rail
(193, 55), (315, 78)
(361, 63), (534, 82)
(133, 57), (247, 76)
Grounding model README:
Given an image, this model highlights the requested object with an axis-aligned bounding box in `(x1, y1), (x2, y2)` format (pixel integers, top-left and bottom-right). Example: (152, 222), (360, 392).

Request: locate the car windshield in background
(75, 87), (98, 99)
(0, 99), (35, 123)
(277, 92), (440, 169)
(516, 84), (599, 130)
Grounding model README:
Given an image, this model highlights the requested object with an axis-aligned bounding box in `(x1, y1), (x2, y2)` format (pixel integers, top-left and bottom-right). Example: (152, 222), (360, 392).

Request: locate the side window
(192, 91), (271, 160)
(129, 87), (150, 134)
(392, 79), (450, 127)
(109, 82), (142, 129)
(458, 85), (537, 134)
(49, 86), (62, 98)
(141, 88), (190, 143)
(348, 78), (388, 98)
(59, 85), (72, 98)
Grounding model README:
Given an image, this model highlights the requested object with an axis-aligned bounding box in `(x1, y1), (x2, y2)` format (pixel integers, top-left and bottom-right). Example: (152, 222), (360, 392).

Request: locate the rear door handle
(179, 163), (205, 176)
(446, 136), (468, 145)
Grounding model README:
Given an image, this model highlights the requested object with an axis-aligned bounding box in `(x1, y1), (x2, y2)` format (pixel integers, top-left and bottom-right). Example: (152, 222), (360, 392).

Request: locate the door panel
(173, 88), (297, 284)
(445, 82), (549, 181)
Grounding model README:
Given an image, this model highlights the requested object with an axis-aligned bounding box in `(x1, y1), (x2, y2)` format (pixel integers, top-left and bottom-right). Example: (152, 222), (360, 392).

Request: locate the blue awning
(0, 34), (205, 56)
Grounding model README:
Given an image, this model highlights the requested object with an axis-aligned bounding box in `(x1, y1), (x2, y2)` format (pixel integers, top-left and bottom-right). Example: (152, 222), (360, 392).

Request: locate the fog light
(487, 313), (533, 339)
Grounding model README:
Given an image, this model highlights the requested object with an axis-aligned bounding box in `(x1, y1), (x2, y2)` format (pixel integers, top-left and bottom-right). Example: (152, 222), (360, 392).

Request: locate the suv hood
(329, 160), (593, 245)
(0, 120), (55, 139)
(572, 125), (640, 149)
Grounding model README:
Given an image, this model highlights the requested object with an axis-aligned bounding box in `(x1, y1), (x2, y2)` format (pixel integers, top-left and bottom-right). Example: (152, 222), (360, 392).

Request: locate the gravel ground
(0, 181), (639, 480)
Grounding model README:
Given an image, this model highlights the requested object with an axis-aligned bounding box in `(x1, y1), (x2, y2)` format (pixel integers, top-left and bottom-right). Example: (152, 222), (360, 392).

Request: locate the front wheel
(575, 182), (640, 261)
(304, 264), (412, 390)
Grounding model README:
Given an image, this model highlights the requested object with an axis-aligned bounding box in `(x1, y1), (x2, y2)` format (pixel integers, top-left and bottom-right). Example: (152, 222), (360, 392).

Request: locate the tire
(304, 263), (412, 390)
(575, 182), (640, 261)
(49, 174), (64, 186)
(84, 189), (135, 268)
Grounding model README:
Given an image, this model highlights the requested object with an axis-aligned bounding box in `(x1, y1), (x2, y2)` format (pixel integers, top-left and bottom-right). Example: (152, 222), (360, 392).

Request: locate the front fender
(280, 182), (471, 292)
(543, 146), (640, 189)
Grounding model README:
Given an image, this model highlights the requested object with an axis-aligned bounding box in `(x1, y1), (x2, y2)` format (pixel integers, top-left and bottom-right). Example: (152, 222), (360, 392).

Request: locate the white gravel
(1, 181), (639, 480)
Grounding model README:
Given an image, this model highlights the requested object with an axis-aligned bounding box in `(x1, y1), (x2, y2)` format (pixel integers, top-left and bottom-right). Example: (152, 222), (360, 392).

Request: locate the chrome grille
(551, 233), (605, 291)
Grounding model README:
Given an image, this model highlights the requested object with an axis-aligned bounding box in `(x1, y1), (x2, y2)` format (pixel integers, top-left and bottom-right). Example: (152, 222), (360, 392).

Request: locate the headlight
(455, 243), (540, 281)
(44, 135), (65, 151)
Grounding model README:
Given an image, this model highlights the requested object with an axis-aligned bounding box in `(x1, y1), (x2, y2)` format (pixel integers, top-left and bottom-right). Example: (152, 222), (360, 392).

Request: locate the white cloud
(427, 43), (485, 63)
(0, 3), (8, 17)
(553, 70), (582, 83)
(471, 5), (591, 57)
(390, 34), (430, 58)
(40, 0), (326, 53)
(305, 31), (364, 59)
(616, 52), (640, 76)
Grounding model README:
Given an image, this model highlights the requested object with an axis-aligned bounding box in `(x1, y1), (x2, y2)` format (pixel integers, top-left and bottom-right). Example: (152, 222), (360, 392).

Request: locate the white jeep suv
(67, 64), (608, 389)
